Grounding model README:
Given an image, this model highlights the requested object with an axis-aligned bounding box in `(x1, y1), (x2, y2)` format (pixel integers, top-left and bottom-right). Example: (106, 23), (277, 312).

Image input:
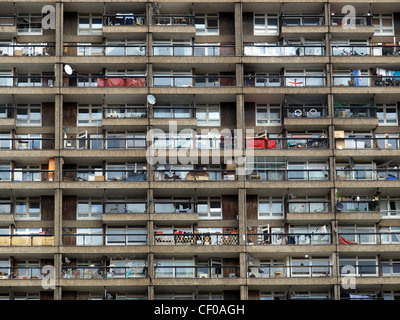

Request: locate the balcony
(102, 106), (147, 129)
(154, 232), (239, 245)
(247, 264), (333, 278)
(0, 137), (55, 151)
(152, 74), (236, 89)
(63, 75), (146, 88)
(247, 232), (332, 246)
(62, 169), (147, 182)
(246, 169), (330, 182)
(0, 44), (55, 57)
(338, 232), (400, 245)
(246, 137), (329, 150)
(63, 136), (146, 151)
(153, 44), (235, 57)
(62, 233), (147, 246)
(283, 105), (330, 128)
(62, 265), (148, 279)
(244, 75), (327, 88)
(243, 44), (325, 57)
(281, 14), (327, 38)
(0, 234), (54, 246)
(335, 137), (400, 150)
(0, 106), (15, 128)
(330, 14), (374, 38)
(102, 13), (147, 36)
(332, 75), (400, 88)
(333, 106), (378, 129)
(0, 169), (55, 183)
(336, 168), (400, 181)
(0, 75), (55, 88)
(102, 201), (147, 223)
(154, 265), (239, 279)
(151, 14), (196, 35)
(331, 44), (400, 57)
(0, 266), (46, 280)
(153, 168), (237, 182)
(63, 44), (146, 57)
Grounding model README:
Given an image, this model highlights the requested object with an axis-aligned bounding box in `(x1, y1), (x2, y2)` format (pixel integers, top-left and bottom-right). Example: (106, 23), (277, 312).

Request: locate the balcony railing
(247, 233), (332, 245)
(63, 75), (146, 88)
(104, 201), (147, 214)
(0, 105), (14, 119)
(336, 200), (380, 212)
(103, 14), (146, 26)
(0, 266), (46, 279)
(62, 233), (147, 246)
(336, 168), (400, 180)
(244, 75), (326, 87)
(152, 14), (195, 26)
(335, 137), (400, 150)
(0, 75), (55, 87)
(151, 136), (236, 150)
(154, 265), (240, 278)
(153, 200), (196, 214)
(243, 45), (325, 57)
(63, 44), (146, 56)
(153, 169), (237, 181)
(283, 105), (329, 118)
(330, 15), (372, 27)
(0, 15), (15, 26)
(152, 74), (236, 87)
(281, 14), (325, 26)
(62, 266), (148, 279)
(62, 169), (147, 182)
(153, 44), (235, 56)
(334, 106), (377, 118)
(331, 44), (400, 56)
(246, 137), (329, 150)
(246, 169), (330, 182)
(333, 75), (400, 87)
(0, 169), (54, 182)
(0, 137), (55, 150)
(339, 263), (400, 277)
(338, 232), (400, 245)
(0, 202), (12, 214)
(287, 201), (331, 213)
(0, 234), (54, 246)
(154, 232), (239, 245)
(63, 136), (146, 150)
(103, 106), (147, 119)
(248, 265), (333, 278)
(153, 106), (196, 119)
(0, 44), (55, 57)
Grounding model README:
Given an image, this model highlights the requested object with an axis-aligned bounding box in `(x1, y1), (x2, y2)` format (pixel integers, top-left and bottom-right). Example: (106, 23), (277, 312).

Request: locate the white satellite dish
(147, 94), (156, 105)
(64, 64), (73, 75)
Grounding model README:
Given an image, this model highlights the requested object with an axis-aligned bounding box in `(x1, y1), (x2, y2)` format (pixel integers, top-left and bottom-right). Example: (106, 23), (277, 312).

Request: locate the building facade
(0, 0), (399, 300)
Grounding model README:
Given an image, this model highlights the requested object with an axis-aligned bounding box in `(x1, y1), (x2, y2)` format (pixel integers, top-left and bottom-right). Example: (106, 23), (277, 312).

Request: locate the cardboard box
(14, 50), (23, 56)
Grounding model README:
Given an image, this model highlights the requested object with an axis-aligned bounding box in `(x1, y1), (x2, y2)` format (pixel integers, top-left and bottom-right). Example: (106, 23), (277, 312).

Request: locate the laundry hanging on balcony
(339, 235), (358, 244)
(352, 69), (361, 86)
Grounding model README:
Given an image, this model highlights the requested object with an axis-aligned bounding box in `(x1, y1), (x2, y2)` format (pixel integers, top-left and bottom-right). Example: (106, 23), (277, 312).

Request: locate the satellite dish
(64, 64), (73, 75)
(248, 255), (254, 261)
(335, 202), (344, 211)
(147, 94), (156, 105)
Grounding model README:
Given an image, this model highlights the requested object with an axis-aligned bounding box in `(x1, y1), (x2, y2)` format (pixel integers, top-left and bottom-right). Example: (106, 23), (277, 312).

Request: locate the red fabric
(126, 77), (146, 87)
(267, 139), (277, 149)
(106, 78), (125, 87)
(97, 78), (105, 87)
(246, 138), (266, 149)
(339, 236), (357, 245)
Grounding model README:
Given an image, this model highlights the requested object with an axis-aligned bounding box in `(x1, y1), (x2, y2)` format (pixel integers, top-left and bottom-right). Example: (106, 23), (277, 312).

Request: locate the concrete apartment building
(0, 0), (400, 300)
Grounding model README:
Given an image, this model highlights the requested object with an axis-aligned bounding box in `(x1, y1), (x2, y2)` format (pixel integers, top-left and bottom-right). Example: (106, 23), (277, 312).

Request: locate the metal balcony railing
(247, 233), (332, 245)
(63, 75), (146, 87)
(0, 15), (15, 26)
(336, 200), (380, 213)
(153, 44), (235, 56)
(62, 265), (148, 279)
(243, 44), (325, 57)
(333, 75), (400, 87)
(0, 137), (55, 150)
(286, 201), (331, 213)
(0, 44), (55, 56)
(244, 75), (326, 87)
(247, 265), (333, 278)
(154, 232), (239, 245)
(104, 201), (147, 214)
(103, 106), (147, 119)
(62, 233), (147, 246)
(283, 105), (329, 118)
(63, 44), (146, 56)
(154, 265), (240, 278)
(281, 14), (325, 26)
(152, 14), (195, 26)
(151, 136), (236, 150)
(336, 168), (400, 181)
(0, 266), (46, 279)
(246, 137), (329, 150)
(334, 106), (377, 118)
(153, 169), (237, 181)
(0, 75), (55, 87)
(330, 15), (372, 27)
(152, 106), (196, 119)
(0, 169), (54, 182)
(246, 169), (330, 181)
(153, 201), (196, 214)
(335, 137), (400, 150)
(152, 74), (236, 87)
(62, 169), (147, 182)
(331, 44), (400, 56)
(0, 234), (54, 246)
(338, 232), (400, 245)
(63, 136), (147, 150)
(103, 14), (146, 26)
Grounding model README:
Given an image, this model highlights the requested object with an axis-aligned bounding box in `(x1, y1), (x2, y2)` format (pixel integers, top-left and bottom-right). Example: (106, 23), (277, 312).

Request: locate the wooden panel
(222, 195), (238, 220)
(63, 227), (76, 246)
(219, 12), (235, 36)
(220, 102), (236, 128)
(243, 12), (254, 36)
(42, 103), (55, 127)
(246, 195), (258, 219)
(62, 291), (77, 300)
(223, 290), (240, 300)
(64, 12), (78, 36)
(40, 291), (54, 300)
(222, 258), (239, 277)
(245, 102), (255, 127)
(62, 196), (76, 221)
(248, 290), (260, 300)
(41, 196), (54, 221)
(63, 103), (77, 126)
(63, 163), (77, 181)
(220, 72), (235, 86)
(41, 164), (49, 181)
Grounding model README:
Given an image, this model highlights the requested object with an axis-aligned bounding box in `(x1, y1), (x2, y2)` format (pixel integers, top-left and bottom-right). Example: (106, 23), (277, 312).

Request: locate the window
(380, 227), (400, 244)
(17, 14), (42, 35)
(195, 14), (219, 35)
(254, 14), (279, 35)
(105, 104), (146, 119)
(13, 165), (41, 181)
(17, 73), (42, 87)
(256, 104), (281, 125)
(287, 161), (329, 180)
(76, 43), (103, 56)
(258, 196), (284, 219)
(106, 226), (147, 245)
(106, 132), (146, 149)
(153, 197), (193, 213)
(15, 134), (42, 150)
(0, 198), (12, 214)
(380, 197), (400, 217)
(198, 197), (222, 219)
(290, 257), (330, 277)
(77, 104), (102, 126)
(338, 225), (376, 244)
(331, 39), (369, 56)
(0, 163), (11, 181)
(285, 69), (325, 87)
(254, 72), (281, 87)
(76, 228), (103, 246)
(373, 14), (394, 36)
(77, 197), (102, 220)
(381, 258), (400, 276)
(14, 260), (40, 279)
(153, 70), (192, 87)
(333, 69), (369, 86)
(0, 132), (11, 149)
(15, 197), (40, 220)
(155, 258), (195, 278)
(106, 40), (146, 56)
(105, 196), (146, 214)
(196, 104), (220, 126)
(153, 39), (192, 56)
(153, 104), (192, 119)
(78, 14), (102, 35)
(16, 104), (41, 126)
(339, 256), (378, 276)
(377, 104), (398, 125)
(110, 259), (147, 278)
(0, 70), (12, 87)
(289, 225), (331, 244)
(105, 162), (147, 181)
(14, 292), (40, 300)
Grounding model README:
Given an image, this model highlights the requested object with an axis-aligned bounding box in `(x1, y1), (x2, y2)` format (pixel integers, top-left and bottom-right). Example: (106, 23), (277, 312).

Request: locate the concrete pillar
(55, 2), (63, 57)
(54, 188), (62, 247)
(53, 253), (62, 300)
(55, 94), (63, 151)
(234, 3), (243, 57)
(238, 188), (246, 245)
(240, 285), (248, 300)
